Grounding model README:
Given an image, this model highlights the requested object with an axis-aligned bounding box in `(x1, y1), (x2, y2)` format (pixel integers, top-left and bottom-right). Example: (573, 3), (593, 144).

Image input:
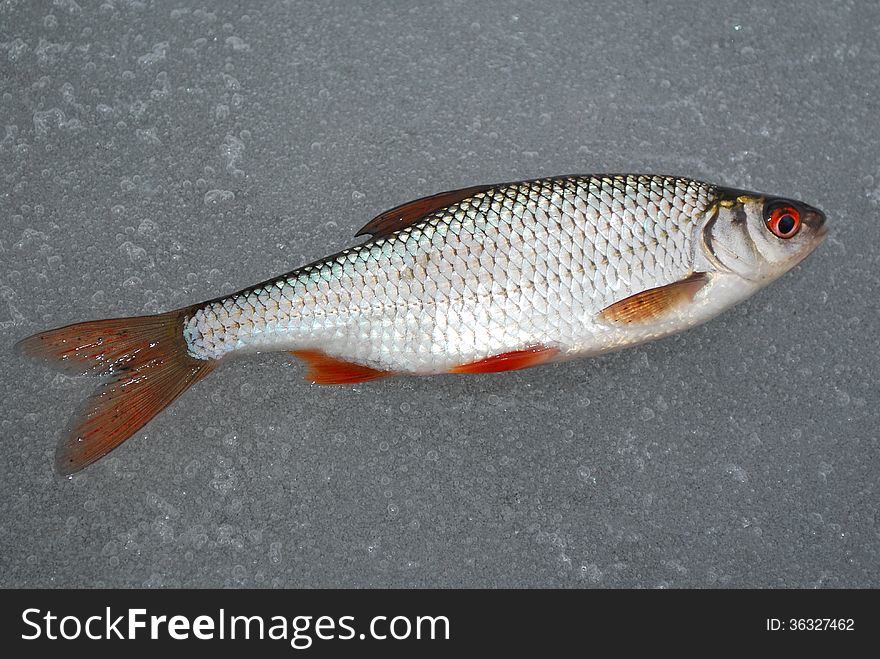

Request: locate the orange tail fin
(16, 306), (216, 475)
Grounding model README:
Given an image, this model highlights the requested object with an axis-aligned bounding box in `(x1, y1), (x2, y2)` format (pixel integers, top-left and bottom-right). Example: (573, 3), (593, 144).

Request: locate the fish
(17, 174), (827, 474)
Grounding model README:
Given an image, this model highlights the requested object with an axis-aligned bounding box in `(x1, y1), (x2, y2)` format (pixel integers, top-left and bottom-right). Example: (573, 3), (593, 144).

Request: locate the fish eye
(765, 204), (801, 239)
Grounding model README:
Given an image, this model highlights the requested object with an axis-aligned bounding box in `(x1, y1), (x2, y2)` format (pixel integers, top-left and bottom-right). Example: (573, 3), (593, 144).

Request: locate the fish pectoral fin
(598, 272), (709, 325)
(355, 184), (493, 239)
(290, 350), (395, 385)
(449, 346), (560, 374)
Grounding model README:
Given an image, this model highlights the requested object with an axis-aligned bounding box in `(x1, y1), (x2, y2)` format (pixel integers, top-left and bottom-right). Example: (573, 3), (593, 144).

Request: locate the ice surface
(0, 1), (877, 587)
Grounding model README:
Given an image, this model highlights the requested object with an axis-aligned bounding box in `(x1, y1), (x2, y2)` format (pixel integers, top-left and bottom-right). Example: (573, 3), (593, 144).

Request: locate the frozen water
(0, 1), (878, 587)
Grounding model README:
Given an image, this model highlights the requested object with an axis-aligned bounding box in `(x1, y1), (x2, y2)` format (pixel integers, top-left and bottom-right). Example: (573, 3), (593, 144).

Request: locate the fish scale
(182, 174), (716, 371)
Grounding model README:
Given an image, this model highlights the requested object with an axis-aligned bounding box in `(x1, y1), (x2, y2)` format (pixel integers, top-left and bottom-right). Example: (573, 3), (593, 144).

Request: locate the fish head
(700, 186), (827, 282)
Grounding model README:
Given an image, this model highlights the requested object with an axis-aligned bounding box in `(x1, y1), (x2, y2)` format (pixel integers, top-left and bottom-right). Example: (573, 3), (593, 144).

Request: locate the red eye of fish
(767, 206), (801, 239)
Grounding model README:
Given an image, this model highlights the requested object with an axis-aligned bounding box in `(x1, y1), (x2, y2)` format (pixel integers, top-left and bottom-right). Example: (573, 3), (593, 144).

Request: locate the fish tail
(16, 305), (216, 475)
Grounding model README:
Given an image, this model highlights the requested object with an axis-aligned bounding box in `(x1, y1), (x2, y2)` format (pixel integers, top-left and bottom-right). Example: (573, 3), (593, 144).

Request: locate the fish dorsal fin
(290, 350), (394, 385)
(599, 272), (709, 324)
(355, 184), (493, 239)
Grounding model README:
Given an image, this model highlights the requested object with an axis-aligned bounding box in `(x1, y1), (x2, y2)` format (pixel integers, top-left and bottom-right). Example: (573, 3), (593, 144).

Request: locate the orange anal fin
(355, 184), (493, 239)
(449, 346), (560, 374)
(599, 272), (709, 324)
(290, 350), (394, 385)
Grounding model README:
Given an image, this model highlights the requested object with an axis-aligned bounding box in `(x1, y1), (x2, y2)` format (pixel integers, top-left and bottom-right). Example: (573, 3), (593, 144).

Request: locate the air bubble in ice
(204, 189), (235, 205)
(225, 36), (250, 52)
(724, 464), (747, 483)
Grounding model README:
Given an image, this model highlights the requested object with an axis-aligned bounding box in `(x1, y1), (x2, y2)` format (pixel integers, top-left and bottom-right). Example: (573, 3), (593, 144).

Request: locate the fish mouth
(803, 206), (828, 240)
(792, 200), (828, 249)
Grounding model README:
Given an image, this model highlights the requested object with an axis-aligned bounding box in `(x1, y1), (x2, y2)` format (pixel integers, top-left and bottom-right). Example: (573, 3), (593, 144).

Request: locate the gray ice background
(1, 0), (877, 588)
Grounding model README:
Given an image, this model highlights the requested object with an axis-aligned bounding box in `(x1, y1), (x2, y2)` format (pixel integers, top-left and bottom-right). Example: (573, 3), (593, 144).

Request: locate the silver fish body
(182, 174), (824, 373)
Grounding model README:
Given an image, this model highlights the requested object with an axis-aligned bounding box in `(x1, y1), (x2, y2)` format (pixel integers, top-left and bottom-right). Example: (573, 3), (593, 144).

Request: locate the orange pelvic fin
(449, 346), (560, 374)
(599, 272), (709, 325)
(290, 350), (394, 385)
(16, 306), (215, 475)
(355, 184), (492, 239)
